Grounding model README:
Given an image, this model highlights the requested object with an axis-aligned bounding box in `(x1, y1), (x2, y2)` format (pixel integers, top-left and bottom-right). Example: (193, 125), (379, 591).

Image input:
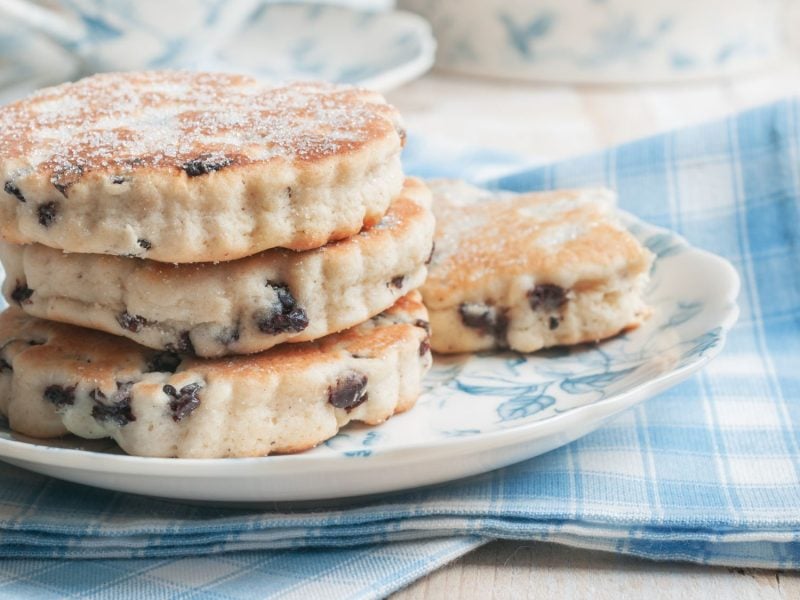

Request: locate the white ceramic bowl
(399, 0), (784, 83)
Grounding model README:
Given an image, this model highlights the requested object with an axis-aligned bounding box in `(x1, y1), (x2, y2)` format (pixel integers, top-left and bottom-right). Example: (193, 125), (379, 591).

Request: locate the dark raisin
(459, 303), (491, 332)
(50, 163), (83, 195)
(328, 371), (369, 412)
(116, 311), (148, 333)
(43, 384), (75, 408)
(414, 319), (431, 334)
(286, 186), (293, 198)
(165, 331), (195, 355)
(10, 283), (33, 305)
(111, 175), (127, 184)
(90, 382), (135, 426)
(0, 359), (11, 372)
(458, 303), (508, 345)
(528, 284), (567, 312)
(147, 351), (182, 373)
(419, 338), (431, 357)
(182, 155), (232, 177)
(256, 282), (309, 335)
(137, 238), (152, 250)
(218, 324), (240, 346)
(163, 382), (202, 422)
(425, 242), (435, 265)
(495, 312), (510, 344)
(458, 304), (492, 332)
(37, 201), (58, 227)
(549, 316), (560, 330)
(4, 181), (24, 202)
(389, 275), (404, 289)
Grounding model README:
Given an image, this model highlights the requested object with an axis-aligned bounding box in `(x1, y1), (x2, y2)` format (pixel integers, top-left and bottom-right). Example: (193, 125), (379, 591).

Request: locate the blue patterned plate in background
(218, 4), (435, 91)
(0, 3), (435, 104)
(0, 213), (739, 502)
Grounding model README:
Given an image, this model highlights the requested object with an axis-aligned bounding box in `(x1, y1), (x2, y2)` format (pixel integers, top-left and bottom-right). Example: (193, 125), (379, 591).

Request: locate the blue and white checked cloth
(2, 99), (799, 599)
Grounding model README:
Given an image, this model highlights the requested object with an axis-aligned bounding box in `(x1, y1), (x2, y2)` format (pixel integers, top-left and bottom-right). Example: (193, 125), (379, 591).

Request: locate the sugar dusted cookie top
(0, 71), (401, 185)
(0, 72), (406, 262)
(423, 180), (651, 309)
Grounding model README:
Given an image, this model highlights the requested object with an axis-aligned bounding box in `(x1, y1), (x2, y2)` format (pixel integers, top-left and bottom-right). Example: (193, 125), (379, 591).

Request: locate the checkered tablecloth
(1, 99), (799, 598)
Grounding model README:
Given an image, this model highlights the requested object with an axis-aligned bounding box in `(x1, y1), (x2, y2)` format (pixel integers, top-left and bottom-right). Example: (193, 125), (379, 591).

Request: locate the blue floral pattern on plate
(0, 3), (435, 104)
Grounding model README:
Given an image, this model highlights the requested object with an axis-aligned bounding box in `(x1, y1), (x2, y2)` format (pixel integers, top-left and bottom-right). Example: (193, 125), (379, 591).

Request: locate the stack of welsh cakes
(0, 71), (434, 458)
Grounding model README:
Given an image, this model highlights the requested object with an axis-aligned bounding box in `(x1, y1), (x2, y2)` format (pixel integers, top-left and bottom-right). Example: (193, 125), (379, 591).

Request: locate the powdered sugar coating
(0, 72), (406, 262)
(420, 180), (654, 354)
(0, 71), (402, 188)
(423, 180), (645, 308)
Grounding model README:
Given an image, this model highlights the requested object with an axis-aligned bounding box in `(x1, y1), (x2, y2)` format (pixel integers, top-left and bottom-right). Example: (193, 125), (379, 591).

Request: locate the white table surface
(385, 62), (800, 598)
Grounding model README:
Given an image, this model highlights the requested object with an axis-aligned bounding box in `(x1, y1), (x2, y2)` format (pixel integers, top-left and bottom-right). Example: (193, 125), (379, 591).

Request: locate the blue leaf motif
(645, 233), (685, 259)
(662, 301), (703, 329)
(499, 12), (555, 58)
(338, 64), (382, 85)
(682, 328), (721, 359)
(80, 15), (123, 41)
(455, 378), (547, 397)
(504, 355), (527, 376)
(497, 393), (556, 421)
(344, 449), (372, 458)
(362, 431), (380, 446)
(440, 429), (483, 437)
(671, 53), (696, 69)
(150, 39), (188, 68)
(560, 367), (637, 394)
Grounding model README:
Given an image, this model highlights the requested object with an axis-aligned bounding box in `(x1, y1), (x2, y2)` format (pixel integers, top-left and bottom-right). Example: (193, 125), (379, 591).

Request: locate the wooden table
(386, 63), (800, 599)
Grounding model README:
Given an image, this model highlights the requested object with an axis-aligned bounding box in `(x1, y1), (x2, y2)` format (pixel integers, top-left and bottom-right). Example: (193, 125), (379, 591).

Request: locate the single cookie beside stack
(421, 180), (654, 354)
(0, 71), (434, 457)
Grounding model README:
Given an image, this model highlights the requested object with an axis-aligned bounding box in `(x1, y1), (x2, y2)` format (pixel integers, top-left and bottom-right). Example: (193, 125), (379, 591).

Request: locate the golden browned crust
(420, 180), (654, 354)
(0, 179), (434, 357)
(0, 293), (432, 458)
(423, 181), (651, 309)
(0, 72), (405, 261)
(192, 291), (429, 377)
(0, 292), (428, 390)
(0, 71), (400, 181)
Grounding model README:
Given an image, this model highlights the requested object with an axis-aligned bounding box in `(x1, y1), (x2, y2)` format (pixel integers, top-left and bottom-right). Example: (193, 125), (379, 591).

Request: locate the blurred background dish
(218, 3), (434, 91)
(0, 16), (78, 104)
(0, 0), (264, 72)
(0, 0), (434, 99)
(398, 0), (785, 83)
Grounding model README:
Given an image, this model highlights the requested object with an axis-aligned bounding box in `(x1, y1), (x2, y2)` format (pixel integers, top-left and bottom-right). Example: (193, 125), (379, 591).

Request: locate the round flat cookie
(0, 71), (405, 262)
(1, 179), (435, 357)
(421, 180), (654, 354)
(0, 293), (432, 458)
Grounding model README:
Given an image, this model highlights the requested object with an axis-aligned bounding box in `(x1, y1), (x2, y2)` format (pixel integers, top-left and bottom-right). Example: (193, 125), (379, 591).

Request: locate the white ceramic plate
(218, 4), (436, 91)
(0, 214), (739, 502)
(0, 4), (435, 104)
